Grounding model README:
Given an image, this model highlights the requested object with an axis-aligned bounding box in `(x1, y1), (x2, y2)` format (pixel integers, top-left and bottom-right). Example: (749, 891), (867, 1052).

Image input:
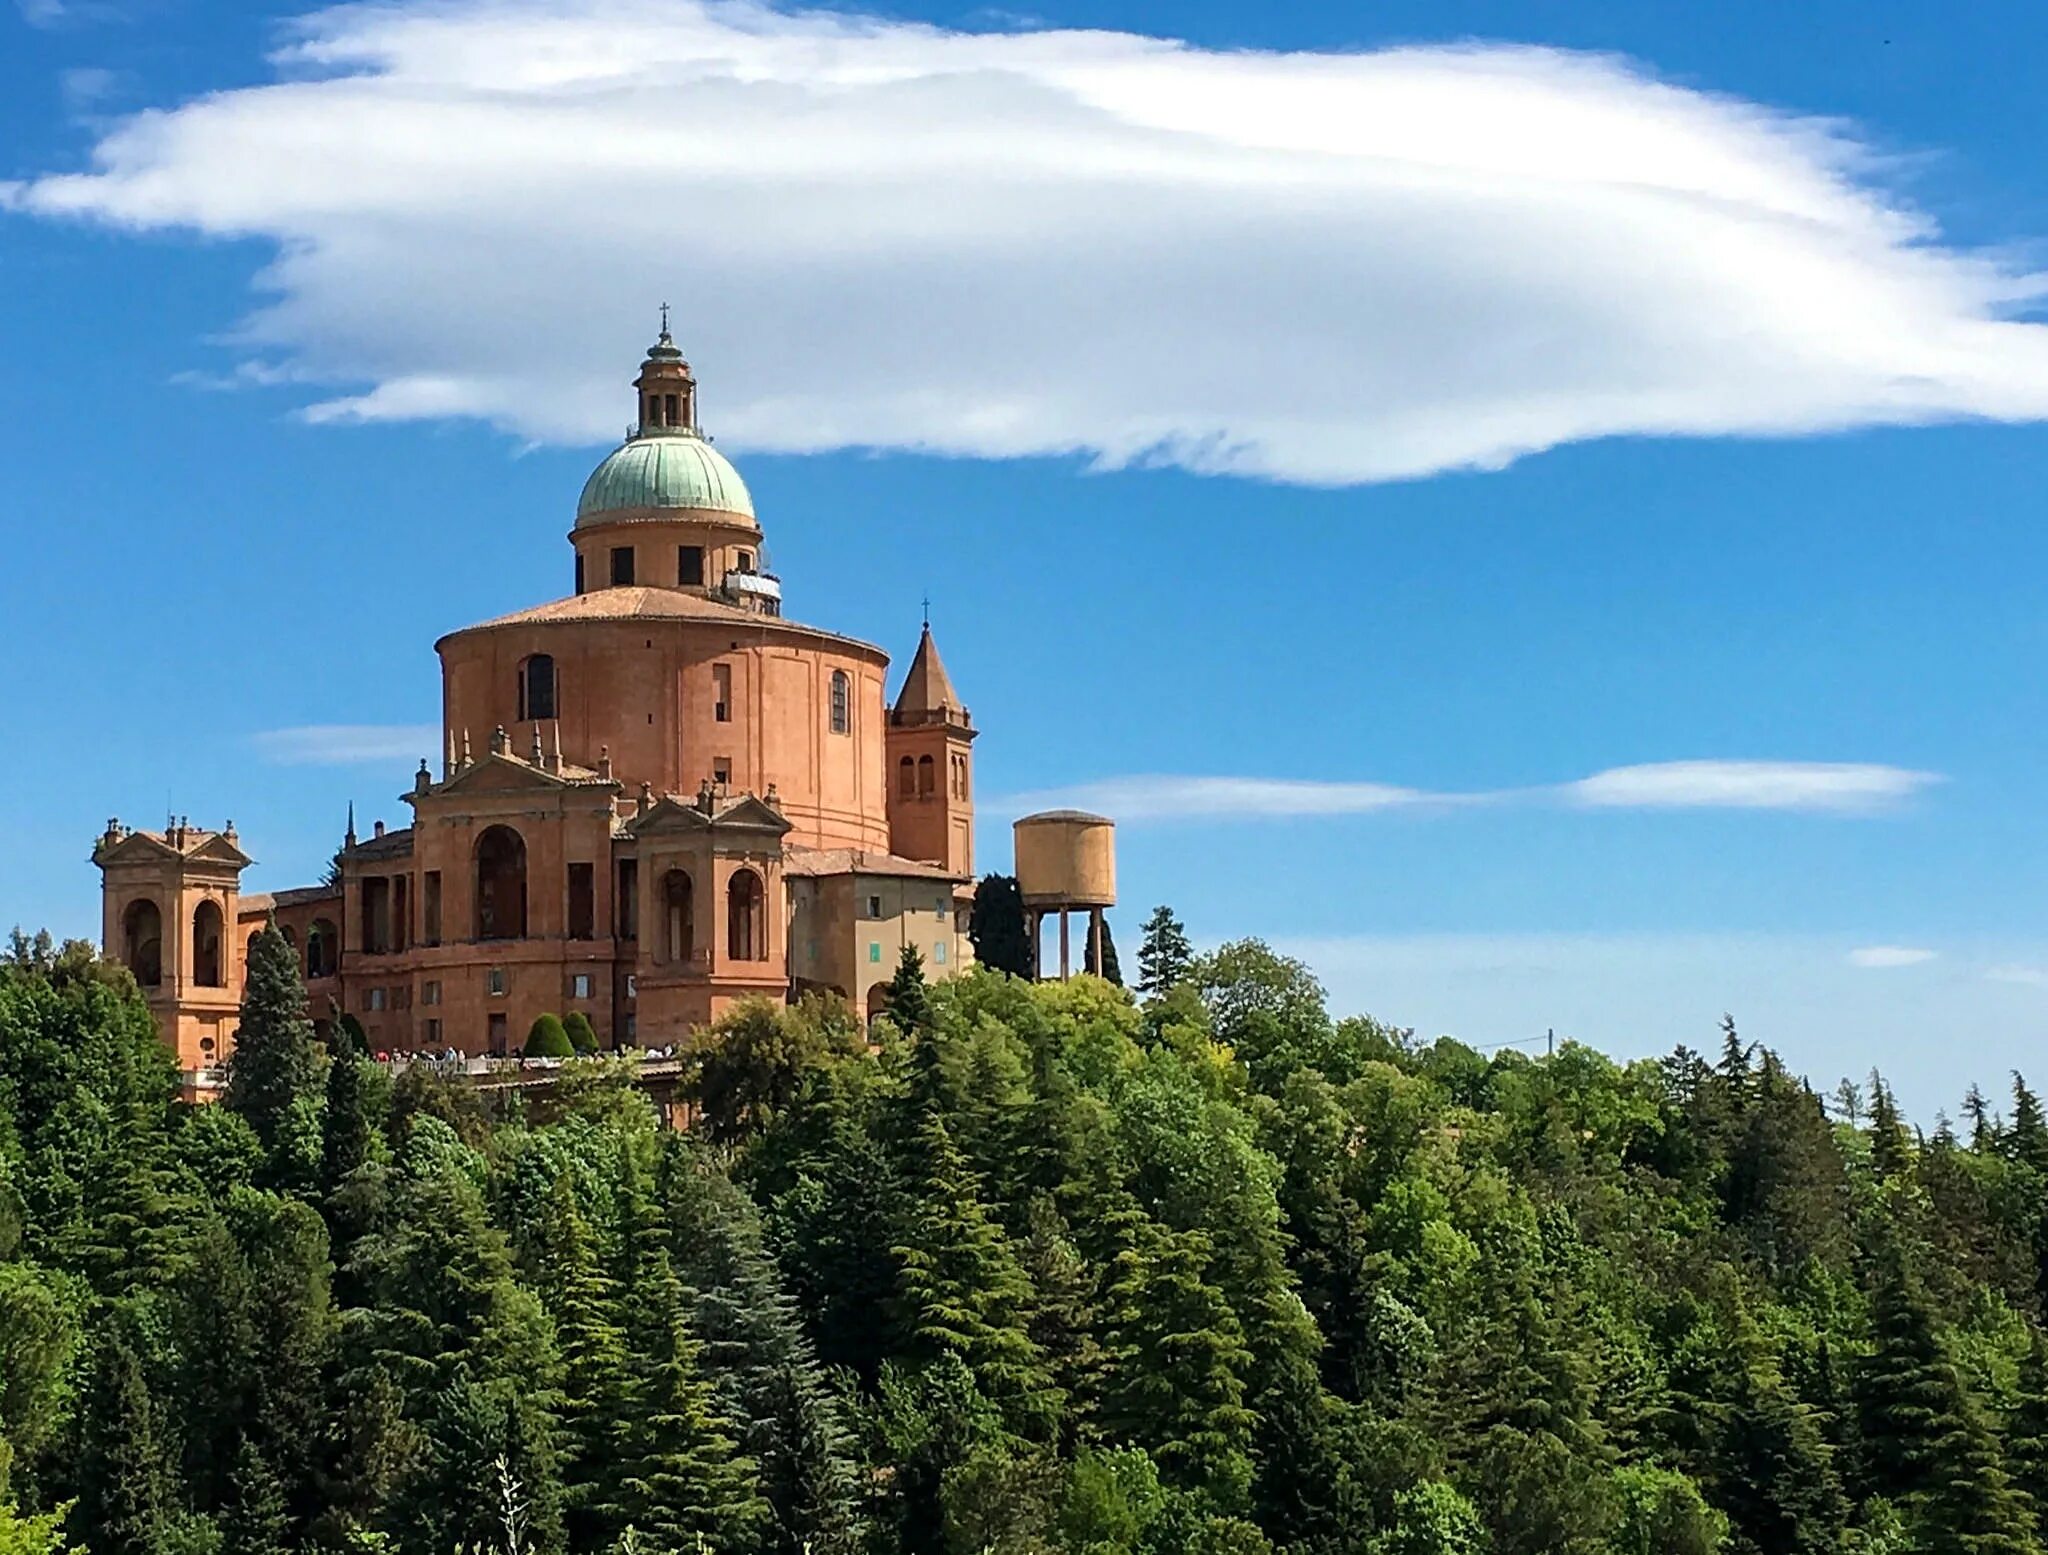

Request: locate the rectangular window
(624, 1014), (637, 1042)
(868, 942), (882, 964)
(423, 870), (442, 945)
(617, 860), (639, 939)
(713, 758), (731, 786)
(737, 549), (754, 572)
(571, 973), (594, 999)
(936, 896), (948, 922)
(575, 553), (586, 595)
(567, 862), (594, 940)
(625, 973), (638, 998)
(488, 1012), (508, 1054)
(422, 979), (441, 1007)
(367, 987), (387, 1012)
(610, 545), (636, 586)
(713, 662), (732, 722)
(934, 942), (948, 965)
(424, 1017), (442, 1046)
(486, 967), (506, 996)
(663, 392), (679, 424)
(866, 894), (883, 919)
(679, 545), (704, 585)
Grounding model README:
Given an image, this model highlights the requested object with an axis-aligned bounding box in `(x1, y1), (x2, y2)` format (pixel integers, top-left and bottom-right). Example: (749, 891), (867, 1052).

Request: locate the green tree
(524, 1014), (574, 1059)
(561, 1012), (599, 1055)
(1136, 906), (1194, 999)
(1083, 917), (1124, 987)
(225, 922), (320, 1185)
(968, 875), (1034, 979)
(70, 1333), (170, 1555)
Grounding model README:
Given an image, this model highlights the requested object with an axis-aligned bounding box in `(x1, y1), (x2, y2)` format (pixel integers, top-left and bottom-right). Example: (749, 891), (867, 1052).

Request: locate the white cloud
(1986, 964), (2048, 988)
(1560, 760), (1941, 814)
(252, 724), (439, 765)
(1847, 945), (1937, 969)
(998, 759), (1940, 822)
(10, 0), (2048, 483)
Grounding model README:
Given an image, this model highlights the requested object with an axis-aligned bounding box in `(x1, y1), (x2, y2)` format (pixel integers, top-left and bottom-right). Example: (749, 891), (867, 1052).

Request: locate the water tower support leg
(1059, 909), (1071, 981)
(1089, 908), (1103, 979)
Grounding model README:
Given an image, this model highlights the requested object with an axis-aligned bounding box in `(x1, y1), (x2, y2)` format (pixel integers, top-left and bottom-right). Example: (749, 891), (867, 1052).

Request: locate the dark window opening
(679, 545), (705, 585)
(918, 754), (936, 797)
(663, 392), (679, 424)
(737, 550), (753, 573)
(475, 825), (528, 941)
(192, 900), (224, 988)
(519, 654), (557, 722)
(611, 546), (636, 586)
(122, 899), (162, 987)
(617, 859), (639, 940)
(423, 871), (442, 945)
(307, 918), (339, 980)
(713, 663), (732, 722)
(664, 869), (694, 963)
(362, 876), (391, 955)
(713, 758), (732, 786)
(728, 868), (765, 961)
(575, 553), (586, 595)
(899, 756), (915, 798)
(568, 862), (594, 941)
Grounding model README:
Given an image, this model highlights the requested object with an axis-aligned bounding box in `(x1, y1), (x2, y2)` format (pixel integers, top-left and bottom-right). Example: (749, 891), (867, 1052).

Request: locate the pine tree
(886, 944), (934, 1036)
(1859, 1237), (2038, 1550)
(2015, 1075), (2048, 1175)
(320, 1044), (375, 1196)
(1867, 1077), (1913, 1182)
(893, 1113), (1060, 1438)
(71, 1332), (170, 1555)
(610, 1247), (766, 1551)
(2011, 1329), (2048, 1522)
(533, 1172), (629, 1551)
(662, 1143), (864, 1554)
(1097, 1218), (1257, 1513)
(967, 874), (1034, 979)
(1136, 906), (1194, 998)
(220, 1433), (290, 1555)
(226, 921), (319, 1169)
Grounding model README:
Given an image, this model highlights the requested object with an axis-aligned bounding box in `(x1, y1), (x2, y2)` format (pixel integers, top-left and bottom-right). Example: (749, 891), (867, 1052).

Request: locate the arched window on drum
(519, 654), (556, 722)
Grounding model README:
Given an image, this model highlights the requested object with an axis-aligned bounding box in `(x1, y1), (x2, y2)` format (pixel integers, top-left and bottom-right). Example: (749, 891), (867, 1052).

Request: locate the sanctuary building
(93, 325), (987, 1071)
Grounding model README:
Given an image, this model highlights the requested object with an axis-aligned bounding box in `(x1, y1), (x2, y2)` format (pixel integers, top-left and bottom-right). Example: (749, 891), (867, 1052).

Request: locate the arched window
(475, 825), (528, 941)
(830, 670), (850, 735)
(898, 755), (916, 798)
(192, 900), (224, 988)
(918, 754), (935, 797)
(727, 868), (765, 962)
(307, 918), (338, 979)
(519, 654), (556, 722)
(663, 870), (694, 964)
(121, 899), (162, 988)
(865, 983), (891, 1024)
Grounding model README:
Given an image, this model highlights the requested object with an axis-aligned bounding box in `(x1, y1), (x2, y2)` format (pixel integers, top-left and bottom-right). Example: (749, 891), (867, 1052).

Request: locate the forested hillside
(5, 918), (2048, 1555)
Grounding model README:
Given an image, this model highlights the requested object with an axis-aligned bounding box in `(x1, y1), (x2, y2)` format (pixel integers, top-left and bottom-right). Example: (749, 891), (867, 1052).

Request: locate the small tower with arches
(92, 816), (252, 1072)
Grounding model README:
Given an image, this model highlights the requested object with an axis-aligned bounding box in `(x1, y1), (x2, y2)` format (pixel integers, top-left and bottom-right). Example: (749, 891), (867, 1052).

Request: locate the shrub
(525, 1013), (574, 1059)
(562, 1011), (599, 1055)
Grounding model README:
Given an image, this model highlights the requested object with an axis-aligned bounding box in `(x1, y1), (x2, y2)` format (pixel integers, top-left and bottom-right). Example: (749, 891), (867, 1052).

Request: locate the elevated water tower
(1013, 810), (1116, 980)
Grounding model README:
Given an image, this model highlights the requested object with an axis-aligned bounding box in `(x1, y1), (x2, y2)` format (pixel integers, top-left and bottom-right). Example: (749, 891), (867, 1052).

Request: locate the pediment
(431, 753), (590, 796)
(624, 792), (792, 839)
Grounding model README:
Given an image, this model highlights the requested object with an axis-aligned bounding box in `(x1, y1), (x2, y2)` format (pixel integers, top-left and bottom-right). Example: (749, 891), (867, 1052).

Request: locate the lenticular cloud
(15, 0), (2048, 482)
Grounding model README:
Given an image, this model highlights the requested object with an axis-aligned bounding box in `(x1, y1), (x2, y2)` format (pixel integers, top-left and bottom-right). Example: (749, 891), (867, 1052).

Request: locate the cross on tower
(921, 593), (931, 627)
(658, 301), (671, 336)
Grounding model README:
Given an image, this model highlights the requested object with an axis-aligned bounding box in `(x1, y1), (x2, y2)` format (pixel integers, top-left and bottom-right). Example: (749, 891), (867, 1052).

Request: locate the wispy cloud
(11, 0), (2048, 483)
(1560, 760), (1941, 814)
(1986, 964), (2048, 989)
(999, 760), (1942, 823)
(1848, 945), (1938, 969)
(252, 724), (438, 766)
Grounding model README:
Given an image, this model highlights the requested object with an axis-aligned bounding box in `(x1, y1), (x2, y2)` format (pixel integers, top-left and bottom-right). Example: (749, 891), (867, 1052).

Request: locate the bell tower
(92, 817), (252, 1073)
(886, 621), (976, 874)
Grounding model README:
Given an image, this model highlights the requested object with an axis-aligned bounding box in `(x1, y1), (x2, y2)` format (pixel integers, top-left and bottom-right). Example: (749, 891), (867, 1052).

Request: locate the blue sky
(6, 0), (2048, 1113)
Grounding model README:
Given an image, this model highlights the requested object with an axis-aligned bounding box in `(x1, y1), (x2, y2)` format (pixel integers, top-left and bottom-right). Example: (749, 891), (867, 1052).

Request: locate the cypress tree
(226, 921), (319, 1167)
(967, 874), (1034, 979)
(886, 944), (934, 1037)
(525, 1014), (574, 1059)
(1082, 916), (1123, 986)
(561, 1011), (599, 1055)
(319, 1044), (376, 1197)
(1136, 905), (1194, 998)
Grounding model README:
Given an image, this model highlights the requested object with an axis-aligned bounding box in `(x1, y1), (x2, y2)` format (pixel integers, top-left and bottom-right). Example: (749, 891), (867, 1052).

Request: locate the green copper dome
(576, 430), (754, 526)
